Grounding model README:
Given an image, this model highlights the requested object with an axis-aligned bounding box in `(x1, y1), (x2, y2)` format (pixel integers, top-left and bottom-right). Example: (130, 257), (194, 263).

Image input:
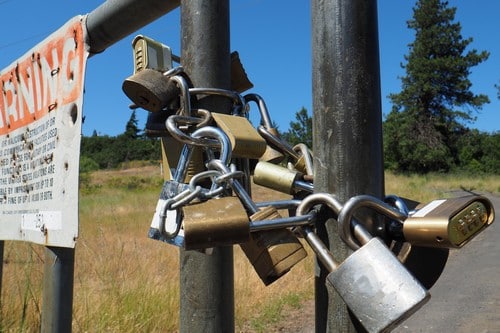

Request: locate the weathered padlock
(297, 193), (430, 333)
(211, 112), (267, 159)
(253, 161), (313, 194)
(182, 195), (250, 250)
(208, 159), (307, 285)
(401, 195), (495, 248)
(244, 93), (284, 163)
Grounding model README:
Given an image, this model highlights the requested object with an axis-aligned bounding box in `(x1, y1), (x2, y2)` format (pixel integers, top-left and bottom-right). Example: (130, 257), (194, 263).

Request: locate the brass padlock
(207, 159), (307, 285)
(131, 35), (173, 74)
(211, 112), (267, 159)
(240, 206), (308, 285)
(182, 196), (250, 250)
(403, 195), (495, 248)
(253, 161), (313, 194)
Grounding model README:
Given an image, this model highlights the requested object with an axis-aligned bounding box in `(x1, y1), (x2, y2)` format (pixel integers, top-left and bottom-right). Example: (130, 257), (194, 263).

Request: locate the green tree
(282, 107), (312, 148)
(124, 110), (141, 139)
(384, 0), (490, 173)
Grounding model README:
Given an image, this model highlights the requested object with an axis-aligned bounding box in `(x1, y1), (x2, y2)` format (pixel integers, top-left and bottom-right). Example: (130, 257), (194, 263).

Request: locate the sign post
(0, 16), (89, 332)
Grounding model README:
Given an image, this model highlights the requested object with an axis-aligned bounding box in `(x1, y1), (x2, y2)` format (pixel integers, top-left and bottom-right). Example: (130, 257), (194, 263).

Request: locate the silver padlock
(297, 193), (430, 333)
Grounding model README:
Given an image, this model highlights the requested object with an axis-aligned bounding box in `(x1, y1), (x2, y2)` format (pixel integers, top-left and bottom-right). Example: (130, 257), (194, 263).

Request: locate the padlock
(402, 195), (495, 248)
(253, 161), (313, 194)
(241, 206), (308, 285)
(297, 193), (430, 333)
(211, 112), (267, 159)
(150, 126), (232, 247)
(208, 159), (307, 285)
(182, 196), (250, 250)
(244, 93), (284, 163)
(131, 35), (173, 74)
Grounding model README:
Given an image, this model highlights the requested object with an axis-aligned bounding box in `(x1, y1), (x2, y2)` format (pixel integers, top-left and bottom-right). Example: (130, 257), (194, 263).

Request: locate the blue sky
(1, 0), (498, 137)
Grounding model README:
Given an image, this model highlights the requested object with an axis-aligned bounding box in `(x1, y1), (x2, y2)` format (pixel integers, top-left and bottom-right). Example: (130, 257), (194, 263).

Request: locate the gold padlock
(240, 206), (308, 285)
(211, 113), (267, 159)
(253, 161), (300, 194)
(403, 195), (495, 248)
(182, 196), (250, 250)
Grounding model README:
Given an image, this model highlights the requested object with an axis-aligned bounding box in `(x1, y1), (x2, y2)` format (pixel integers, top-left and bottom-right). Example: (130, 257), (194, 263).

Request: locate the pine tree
(282, 107), (312, 148)
(384, 0), (489, 173)
(124, 110), (141, 139)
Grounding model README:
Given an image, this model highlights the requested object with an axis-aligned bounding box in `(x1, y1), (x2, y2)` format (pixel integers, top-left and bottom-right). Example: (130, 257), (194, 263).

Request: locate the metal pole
(179, 1), (234, 332)
(312, 0), (384, 332)
(85, 0), (180, 54)
(41, 246), (75, 333)
(0, 241), (3, 314)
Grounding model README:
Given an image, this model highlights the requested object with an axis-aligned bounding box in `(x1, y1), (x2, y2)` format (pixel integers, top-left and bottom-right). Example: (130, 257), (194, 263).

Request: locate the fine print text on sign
(0, 16), (88, 248)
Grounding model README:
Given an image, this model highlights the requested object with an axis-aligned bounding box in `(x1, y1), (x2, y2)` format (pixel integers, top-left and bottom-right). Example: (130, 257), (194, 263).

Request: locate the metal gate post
(312, 0), (384, 331)
(179, 1), (234, 332)
(41, 246), (75, 333)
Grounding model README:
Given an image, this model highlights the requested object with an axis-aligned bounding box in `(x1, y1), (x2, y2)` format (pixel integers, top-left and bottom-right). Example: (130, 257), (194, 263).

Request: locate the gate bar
(85, 0), (180, 54)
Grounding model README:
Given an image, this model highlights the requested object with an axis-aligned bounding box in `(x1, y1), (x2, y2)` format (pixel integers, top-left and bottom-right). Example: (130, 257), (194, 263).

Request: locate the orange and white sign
(0, 16), (89, 248)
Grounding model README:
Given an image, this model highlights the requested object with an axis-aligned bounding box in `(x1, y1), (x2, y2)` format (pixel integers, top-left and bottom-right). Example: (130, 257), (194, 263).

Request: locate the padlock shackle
(257, 125), (300, 160)
(192, 126), (233, 166)
(166, 113), (219, 146)
(296, 193), (343, 218)
(244, 93), (273, 129)
(338, 195), (408, 250)
(292, 143), (314, 176)
(249, 213), (316, 232)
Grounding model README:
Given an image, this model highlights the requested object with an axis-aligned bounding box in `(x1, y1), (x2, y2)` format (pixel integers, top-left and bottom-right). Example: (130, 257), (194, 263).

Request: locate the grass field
(1, 164), (499, 332)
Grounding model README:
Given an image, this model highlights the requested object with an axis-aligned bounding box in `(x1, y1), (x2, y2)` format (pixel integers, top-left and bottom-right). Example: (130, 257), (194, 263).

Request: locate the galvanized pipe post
(312, 0), (384, 332)
(41, 246), (75, 333)
(179, 1), (234, 332)
(85, 0), (180, 54)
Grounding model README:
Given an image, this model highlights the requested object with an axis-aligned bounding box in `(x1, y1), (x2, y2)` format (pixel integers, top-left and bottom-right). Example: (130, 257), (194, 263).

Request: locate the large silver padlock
(297, 193), (430, 333)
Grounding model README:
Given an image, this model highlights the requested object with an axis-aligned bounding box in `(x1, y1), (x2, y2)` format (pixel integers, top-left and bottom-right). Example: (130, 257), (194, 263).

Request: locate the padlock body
(240, 206), (307, 285)
(327, 237), (430, 333)
(253, 161), (299, 195)
(403, 196), (495, 248)
(183, 197), (250, 250)
(211, 113), (267, 159)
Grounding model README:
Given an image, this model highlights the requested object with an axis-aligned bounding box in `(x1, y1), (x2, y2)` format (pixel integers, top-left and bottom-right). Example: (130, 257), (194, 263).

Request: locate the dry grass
(1, 166), (498, 332)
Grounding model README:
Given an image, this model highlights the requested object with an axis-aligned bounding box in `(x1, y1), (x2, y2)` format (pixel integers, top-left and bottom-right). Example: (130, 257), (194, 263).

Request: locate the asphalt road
(395, 192), (500, 333)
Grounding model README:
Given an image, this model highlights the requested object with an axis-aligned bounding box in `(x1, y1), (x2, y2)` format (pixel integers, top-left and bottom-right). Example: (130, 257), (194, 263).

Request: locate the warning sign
(0, 16), (88, 248)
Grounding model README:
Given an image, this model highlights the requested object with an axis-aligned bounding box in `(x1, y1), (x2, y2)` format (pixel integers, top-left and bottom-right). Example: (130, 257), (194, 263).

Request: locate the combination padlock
(297, 193), (430, 333)
(401, 195), (495, 248)
(208, 159), (307, 285)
